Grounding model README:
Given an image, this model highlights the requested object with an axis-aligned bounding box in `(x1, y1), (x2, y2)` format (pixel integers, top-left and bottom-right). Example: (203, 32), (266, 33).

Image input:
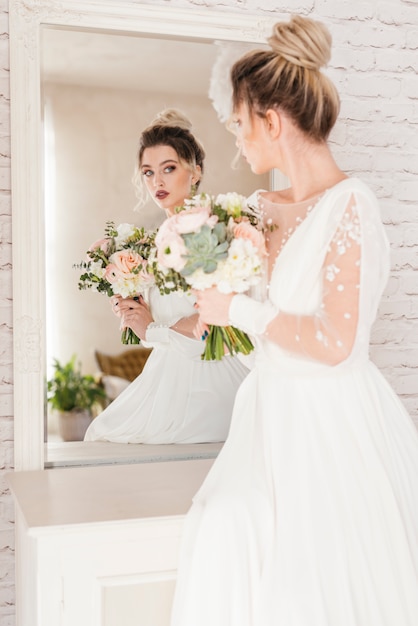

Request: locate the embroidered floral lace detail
(258, 193), (322, 280)
(315, 329), (329, 347)
(261, 191), (364, 365)
(325, 263), (340, 282)
(277, 203), (314, 253)
(330, 204), (361, 255)
(313, 200), (362, 357)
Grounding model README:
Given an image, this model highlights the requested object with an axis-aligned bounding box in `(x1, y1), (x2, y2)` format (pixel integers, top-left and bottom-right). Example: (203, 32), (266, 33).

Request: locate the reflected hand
(110, 295), (123, 317)
(117, 295), (154, 341)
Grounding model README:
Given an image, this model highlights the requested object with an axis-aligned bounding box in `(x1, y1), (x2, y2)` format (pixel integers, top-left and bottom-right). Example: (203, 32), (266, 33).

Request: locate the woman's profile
(84, 109), (249, 444)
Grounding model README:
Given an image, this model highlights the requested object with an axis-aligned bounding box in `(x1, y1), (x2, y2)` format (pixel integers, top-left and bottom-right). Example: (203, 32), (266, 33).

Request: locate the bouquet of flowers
(154, 192), (268, 360)
(76, 221), (156, 344)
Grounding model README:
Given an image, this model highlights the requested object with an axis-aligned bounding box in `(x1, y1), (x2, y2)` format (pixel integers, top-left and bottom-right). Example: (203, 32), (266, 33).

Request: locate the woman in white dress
(171, 16), (418, 625)
(84, 110), (249, 444)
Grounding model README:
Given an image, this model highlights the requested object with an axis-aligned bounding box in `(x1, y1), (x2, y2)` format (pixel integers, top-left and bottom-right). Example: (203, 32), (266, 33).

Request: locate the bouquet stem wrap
(121, 327), (141, 345)
(202, 325), (254, 361)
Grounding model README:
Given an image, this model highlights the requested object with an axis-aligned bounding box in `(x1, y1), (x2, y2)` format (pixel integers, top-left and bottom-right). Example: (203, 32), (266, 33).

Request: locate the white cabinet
(8, 459), (213, 626)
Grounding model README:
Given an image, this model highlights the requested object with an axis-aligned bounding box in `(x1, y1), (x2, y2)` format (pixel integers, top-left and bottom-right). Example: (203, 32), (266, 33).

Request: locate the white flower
(187, 267), (221, 291)
(215, 192), (247, 217)
(148, 247), (157, 264)
(112, 275), (147, 298)
(185, 239), (263, 294)
(89, 261), (106, 279)
(184, 192), (212, 210)
(114, 223), (136, 246)
(227, 239), (262, 275)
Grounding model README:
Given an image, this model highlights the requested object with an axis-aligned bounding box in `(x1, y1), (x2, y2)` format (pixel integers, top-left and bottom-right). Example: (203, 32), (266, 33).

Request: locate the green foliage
(47, 355), (106, 413)
(149, 262), (190, 295)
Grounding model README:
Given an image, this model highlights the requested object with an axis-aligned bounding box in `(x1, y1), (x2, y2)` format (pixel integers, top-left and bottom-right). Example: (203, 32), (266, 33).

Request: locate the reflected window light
(44, 97), (57, 380)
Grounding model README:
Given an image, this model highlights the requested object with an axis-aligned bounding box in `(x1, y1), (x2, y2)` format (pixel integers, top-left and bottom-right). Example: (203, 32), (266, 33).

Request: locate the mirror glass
(40, 26), (269, 467)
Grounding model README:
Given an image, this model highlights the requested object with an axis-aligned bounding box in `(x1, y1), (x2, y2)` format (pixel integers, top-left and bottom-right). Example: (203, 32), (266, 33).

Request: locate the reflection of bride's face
(141, 145), (198, 215)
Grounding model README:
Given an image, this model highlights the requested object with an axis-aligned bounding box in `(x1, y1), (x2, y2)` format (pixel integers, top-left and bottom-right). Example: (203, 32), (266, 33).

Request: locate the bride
(84, 109), (249, 444)
(171, 16), (418, 626)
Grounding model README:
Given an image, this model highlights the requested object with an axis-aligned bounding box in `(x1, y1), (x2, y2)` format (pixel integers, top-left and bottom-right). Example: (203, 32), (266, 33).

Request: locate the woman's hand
(193, 287), (234, 327)
(193, 314), (210, 341)
(110, 295), (123, 317)
(111, 295), (153, 341)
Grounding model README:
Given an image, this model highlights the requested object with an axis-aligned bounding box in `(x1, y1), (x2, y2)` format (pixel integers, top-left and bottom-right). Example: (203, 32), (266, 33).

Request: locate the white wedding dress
(170, 178), (418, 625)
(84, 288), (249, 444)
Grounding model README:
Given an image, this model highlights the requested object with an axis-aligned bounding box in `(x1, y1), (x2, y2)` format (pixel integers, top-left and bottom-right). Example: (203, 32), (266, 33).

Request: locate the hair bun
(268, 15), (332, 71)
(151, 108), (193, 132)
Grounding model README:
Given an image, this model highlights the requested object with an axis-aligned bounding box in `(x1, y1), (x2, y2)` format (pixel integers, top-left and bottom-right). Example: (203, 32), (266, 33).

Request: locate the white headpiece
(208, 41), (256, 123)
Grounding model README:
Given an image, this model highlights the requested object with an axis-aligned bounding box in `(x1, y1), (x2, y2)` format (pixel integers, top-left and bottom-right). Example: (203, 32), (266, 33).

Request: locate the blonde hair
(231, 15), (340, 141)
(133, 109), (205, 210)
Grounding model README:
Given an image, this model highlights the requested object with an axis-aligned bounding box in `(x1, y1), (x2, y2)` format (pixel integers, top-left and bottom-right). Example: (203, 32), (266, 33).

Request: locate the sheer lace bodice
(234, 178), (390, 369)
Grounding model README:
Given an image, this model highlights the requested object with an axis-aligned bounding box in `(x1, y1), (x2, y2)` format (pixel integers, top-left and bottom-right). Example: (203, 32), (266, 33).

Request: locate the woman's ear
(192, 164), (202, 185)
(265, 109), (281, 140)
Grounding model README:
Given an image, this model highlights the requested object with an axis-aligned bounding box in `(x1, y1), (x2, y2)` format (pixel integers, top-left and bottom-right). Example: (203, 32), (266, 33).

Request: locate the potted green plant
(47, 355), (106, 441)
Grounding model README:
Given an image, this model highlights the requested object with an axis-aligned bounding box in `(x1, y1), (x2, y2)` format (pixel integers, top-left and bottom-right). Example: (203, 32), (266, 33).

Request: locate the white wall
(2, 1), (418, 623)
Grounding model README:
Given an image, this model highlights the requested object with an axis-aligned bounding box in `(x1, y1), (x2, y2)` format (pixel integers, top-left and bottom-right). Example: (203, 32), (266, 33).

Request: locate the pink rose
(233, 219), (267, 256)
(156, 232), (187, 272)
(155, 218), (188, 272)
(88, 237), (112, 254)
(173, 206), (218, 234)
(105, 249), (146, 283)
(155, 216), (180, 247)
(104, 263), (122, 283)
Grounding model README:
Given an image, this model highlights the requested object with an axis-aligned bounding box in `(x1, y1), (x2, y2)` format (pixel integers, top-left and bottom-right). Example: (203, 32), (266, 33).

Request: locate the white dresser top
(8, 458), (214, 529)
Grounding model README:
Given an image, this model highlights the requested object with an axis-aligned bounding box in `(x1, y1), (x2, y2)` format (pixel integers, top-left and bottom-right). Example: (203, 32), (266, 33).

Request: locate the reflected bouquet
(154, 192), (268, 360)
(77, 221), (156, 344)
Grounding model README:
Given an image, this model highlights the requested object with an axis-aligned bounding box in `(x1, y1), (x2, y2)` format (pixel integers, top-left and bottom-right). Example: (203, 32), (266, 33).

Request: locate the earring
(190, 182), (198, 197)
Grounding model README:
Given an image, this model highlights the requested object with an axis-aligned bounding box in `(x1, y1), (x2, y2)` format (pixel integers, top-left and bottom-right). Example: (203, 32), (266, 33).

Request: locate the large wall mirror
(11, 0), (275, 471)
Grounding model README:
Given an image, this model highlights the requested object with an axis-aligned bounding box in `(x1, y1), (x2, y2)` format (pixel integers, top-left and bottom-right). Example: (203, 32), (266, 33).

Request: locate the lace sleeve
(229, 192), (365, 365)
(265, 193), (361, 365)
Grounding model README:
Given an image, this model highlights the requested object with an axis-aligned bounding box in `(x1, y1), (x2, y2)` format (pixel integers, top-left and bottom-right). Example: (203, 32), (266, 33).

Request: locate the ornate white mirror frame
(10, 0), (273, 471)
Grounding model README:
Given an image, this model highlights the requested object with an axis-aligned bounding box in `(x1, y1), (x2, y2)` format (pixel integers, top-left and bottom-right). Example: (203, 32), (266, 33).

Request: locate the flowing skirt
(171, 359), (418, 625)
(85, 336), (249, 444)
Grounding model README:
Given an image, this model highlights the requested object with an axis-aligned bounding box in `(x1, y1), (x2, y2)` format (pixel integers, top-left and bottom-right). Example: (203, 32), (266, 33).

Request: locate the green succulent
(181, 224), (228, 276)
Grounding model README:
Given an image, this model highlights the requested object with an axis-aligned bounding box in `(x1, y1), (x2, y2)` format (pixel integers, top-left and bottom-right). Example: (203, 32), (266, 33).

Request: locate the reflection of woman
(84, 110), (249, 444)
(171, 16), (418, 626)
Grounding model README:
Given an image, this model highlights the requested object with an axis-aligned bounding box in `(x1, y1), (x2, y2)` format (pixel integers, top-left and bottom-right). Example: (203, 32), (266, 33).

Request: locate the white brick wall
(0, 0), (13, 620)
(1, 0), (417, 622)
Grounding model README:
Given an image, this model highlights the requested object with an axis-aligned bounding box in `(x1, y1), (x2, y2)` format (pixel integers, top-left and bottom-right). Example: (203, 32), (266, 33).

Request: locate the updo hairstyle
(231, 15), (340, 141)
(134, 109), (205, 209)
